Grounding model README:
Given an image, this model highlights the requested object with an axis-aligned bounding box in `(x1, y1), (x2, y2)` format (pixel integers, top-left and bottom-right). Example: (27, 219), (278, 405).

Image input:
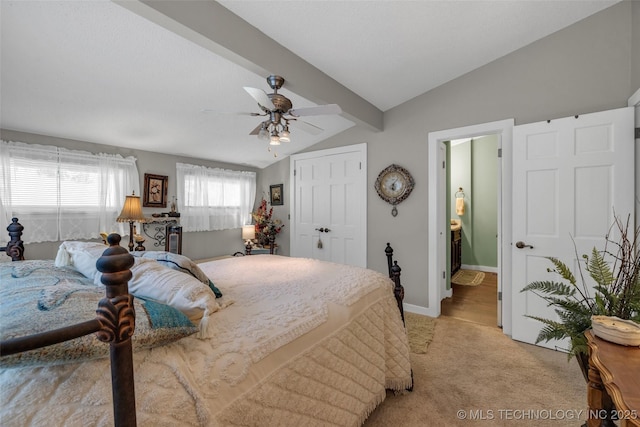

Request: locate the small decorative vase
(591, 316), (640, 346)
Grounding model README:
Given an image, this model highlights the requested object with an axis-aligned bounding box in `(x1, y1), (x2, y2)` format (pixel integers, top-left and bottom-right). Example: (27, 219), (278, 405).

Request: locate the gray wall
(265, 1), (638, 309)
(0, 129), (258, 261)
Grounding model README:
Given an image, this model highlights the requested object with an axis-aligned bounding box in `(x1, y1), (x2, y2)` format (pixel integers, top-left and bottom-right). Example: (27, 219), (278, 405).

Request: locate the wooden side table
(247, 247), (277, 255)
(586, 330), (640, 426)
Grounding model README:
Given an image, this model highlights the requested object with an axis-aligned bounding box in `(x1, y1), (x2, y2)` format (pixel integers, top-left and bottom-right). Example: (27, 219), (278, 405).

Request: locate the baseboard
(404, 303), (438, 318)
(460, 264), (498, 274)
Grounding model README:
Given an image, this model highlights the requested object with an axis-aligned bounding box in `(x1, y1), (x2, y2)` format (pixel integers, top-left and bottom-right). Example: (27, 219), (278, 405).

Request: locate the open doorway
(441, 136), (499, 328)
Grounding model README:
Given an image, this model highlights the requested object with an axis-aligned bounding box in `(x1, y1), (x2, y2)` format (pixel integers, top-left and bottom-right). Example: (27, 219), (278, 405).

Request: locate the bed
(0, 217), (412, 426)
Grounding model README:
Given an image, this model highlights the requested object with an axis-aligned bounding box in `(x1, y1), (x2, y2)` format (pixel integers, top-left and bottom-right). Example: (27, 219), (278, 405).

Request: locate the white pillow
(132, 251), (224, 298)
(54, 241), (107, 281)
(97, 258), (221, 338)
(55, 241), (222, 338)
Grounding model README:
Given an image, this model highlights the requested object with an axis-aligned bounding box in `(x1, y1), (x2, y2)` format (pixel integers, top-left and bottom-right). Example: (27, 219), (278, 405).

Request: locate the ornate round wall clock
(374, 164), (415, 216)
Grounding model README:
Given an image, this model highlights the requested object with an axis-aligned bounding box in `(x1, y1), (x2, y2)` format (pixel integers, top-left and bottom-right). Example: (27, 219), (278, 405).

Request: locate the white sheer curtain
(0, 140), (139, 243)
(176, 162), (256, 232)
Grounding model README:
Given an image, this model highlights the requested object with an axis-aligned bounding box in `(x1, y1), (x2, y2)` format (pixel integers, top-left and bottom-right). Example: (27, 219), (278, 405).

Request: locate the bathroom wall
(471, 135), (498, 269)
(450, 135), (498, 270)
(450, 140), (472, 260)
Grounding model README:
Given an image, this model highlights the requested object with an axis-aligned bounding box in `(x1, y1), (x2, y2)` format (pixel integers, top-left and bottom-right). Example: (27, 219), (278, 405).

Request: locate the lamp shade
(117, 193), (146, 222)
(242, 225), (256, 240)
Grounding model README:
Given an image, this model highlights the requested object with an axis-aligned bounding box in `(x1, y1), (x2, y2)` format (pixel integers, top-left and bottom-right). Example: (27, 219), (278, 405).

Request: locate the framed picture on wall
(143, 173), (168, 208)
(270, 184), (283, 206)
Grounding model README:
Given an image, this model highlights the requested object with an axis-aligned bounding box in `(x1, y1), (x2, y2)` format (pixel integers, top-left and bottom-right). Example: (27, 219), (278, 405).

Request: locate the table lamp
(242, 225), (255, 255)
(117, 191), (146, 251)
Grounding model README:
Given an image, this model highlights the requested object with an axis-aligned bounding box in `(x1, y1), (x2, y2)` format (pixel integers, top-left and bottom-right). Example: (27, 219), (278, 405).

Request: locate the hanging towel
(456, 197), (465, 216)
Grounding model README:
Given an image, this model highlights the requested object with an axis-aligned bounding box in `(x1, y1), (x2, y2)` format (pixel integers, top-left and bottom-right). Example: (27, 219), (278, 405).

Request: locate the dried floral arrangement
(251, 198), (284, 246)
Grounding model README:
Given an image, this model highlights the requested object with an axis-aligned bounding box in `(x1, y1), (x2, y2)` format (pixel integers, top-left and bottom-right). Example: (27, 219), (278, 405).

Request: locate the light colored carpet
(452, 269), (485, 286)
(405, 312), (436, 354)
(364, 316), (586, 426)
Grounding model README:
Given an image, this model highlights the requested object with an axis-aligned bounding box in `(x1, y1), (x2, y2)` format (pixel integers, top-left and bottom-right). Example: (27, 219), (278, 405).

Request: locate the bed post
(385, 243), (413, 391)
(1, 218), (24, 261)
(385, 243), (406, 323)
(390, 261), (406, 323)
(95, 234), (137, 427)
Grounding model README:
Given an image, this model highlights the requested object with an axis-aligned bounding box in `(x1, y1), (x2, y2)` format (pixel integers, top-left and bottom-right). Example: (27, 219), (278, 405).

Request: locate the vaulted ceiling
(0, 0), (619, 168)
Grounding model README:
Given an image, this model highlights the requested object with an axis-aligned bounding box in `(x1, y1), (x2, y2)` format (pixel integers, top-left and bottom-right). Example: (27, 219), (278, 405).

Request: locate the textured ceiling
(0, 0), (619, 168)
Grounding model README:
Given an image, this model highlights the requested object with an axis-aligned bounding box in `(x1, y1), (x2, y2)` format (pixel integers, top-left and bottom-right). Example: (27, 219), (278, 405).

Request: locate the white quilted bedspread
(0, 255), (412, 426)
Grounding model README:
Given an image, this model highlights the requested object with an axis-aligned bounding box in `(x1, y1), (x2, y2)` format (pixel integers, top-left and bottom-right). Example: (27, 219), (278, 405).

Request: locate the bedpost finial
(385, 242), (393, 255)
(5, 218), (25, 261)
(106, 233), (122, 247)
(7, 217), (24, 234)
(97, 234), (134, 277)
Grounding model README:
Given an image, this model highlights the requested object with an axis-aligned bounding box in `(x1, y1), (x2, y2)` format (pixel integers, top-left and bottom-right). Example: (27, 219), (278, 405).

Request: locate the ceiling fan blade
(288, 104), (341, 117)
(290, 119), (323, 135)
(243, 87), (275, 111)
(200, 109), (262, 116)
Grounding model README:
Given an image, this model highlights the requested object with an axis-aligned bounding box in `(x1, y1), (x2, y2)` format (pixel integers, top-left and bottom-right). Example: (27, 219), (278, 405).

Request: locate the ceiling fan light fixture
(269, 132), (281, 146)
(258, 123), (269, 140)
(279, 127), (290, 143)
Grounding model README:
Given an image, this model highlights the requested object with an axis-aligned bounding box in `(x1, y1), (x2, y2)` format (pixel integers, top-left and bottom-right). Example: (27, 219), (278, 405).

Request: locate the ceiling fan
(243, 75), (342, 153)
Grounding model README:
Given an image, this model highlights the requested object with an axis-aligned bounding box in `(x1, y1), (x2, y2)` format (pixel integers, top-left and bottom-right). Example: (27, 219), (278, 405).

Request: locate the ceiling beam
(115, 0), (383, 132)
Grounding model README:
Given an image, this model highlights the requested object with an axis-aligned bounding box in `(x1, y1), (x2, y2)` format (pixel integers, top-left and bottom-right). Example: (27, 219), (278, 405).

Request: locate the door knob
(315, 227), (325, 233)
(515, 241), (534, 249)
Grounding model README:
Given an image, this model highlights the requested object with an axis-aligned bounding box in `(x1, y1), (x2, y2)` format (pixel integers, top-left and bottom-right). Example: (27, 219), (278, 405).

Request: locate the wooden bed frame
(0, 217), (407, 426)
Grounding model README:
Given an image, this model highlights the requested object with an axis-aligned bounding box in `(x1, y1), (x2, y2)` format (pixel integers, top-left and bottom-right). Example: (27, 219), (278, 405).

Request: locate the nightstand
(248, 247), (278, 255)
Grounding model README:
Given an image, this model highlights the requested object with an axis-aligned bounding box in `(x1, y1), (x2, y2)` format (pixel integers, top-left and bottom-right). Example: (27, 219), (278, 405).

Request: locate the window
(176, 162), (256, 232)
(0, 140), (139, 243)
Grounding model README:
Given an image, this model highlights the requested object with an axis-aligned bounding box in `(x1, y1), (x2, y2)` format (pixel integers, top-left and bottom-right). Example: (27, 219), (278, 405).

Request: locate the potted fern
(521, 214), (640, 380)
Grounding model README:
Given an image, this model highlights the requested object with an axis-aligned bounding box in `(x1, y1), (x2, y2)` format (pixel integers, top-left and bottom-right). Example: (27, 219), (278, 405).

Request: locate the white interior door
(290, 144), (367, 267)
(511, 107), (634, 349)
